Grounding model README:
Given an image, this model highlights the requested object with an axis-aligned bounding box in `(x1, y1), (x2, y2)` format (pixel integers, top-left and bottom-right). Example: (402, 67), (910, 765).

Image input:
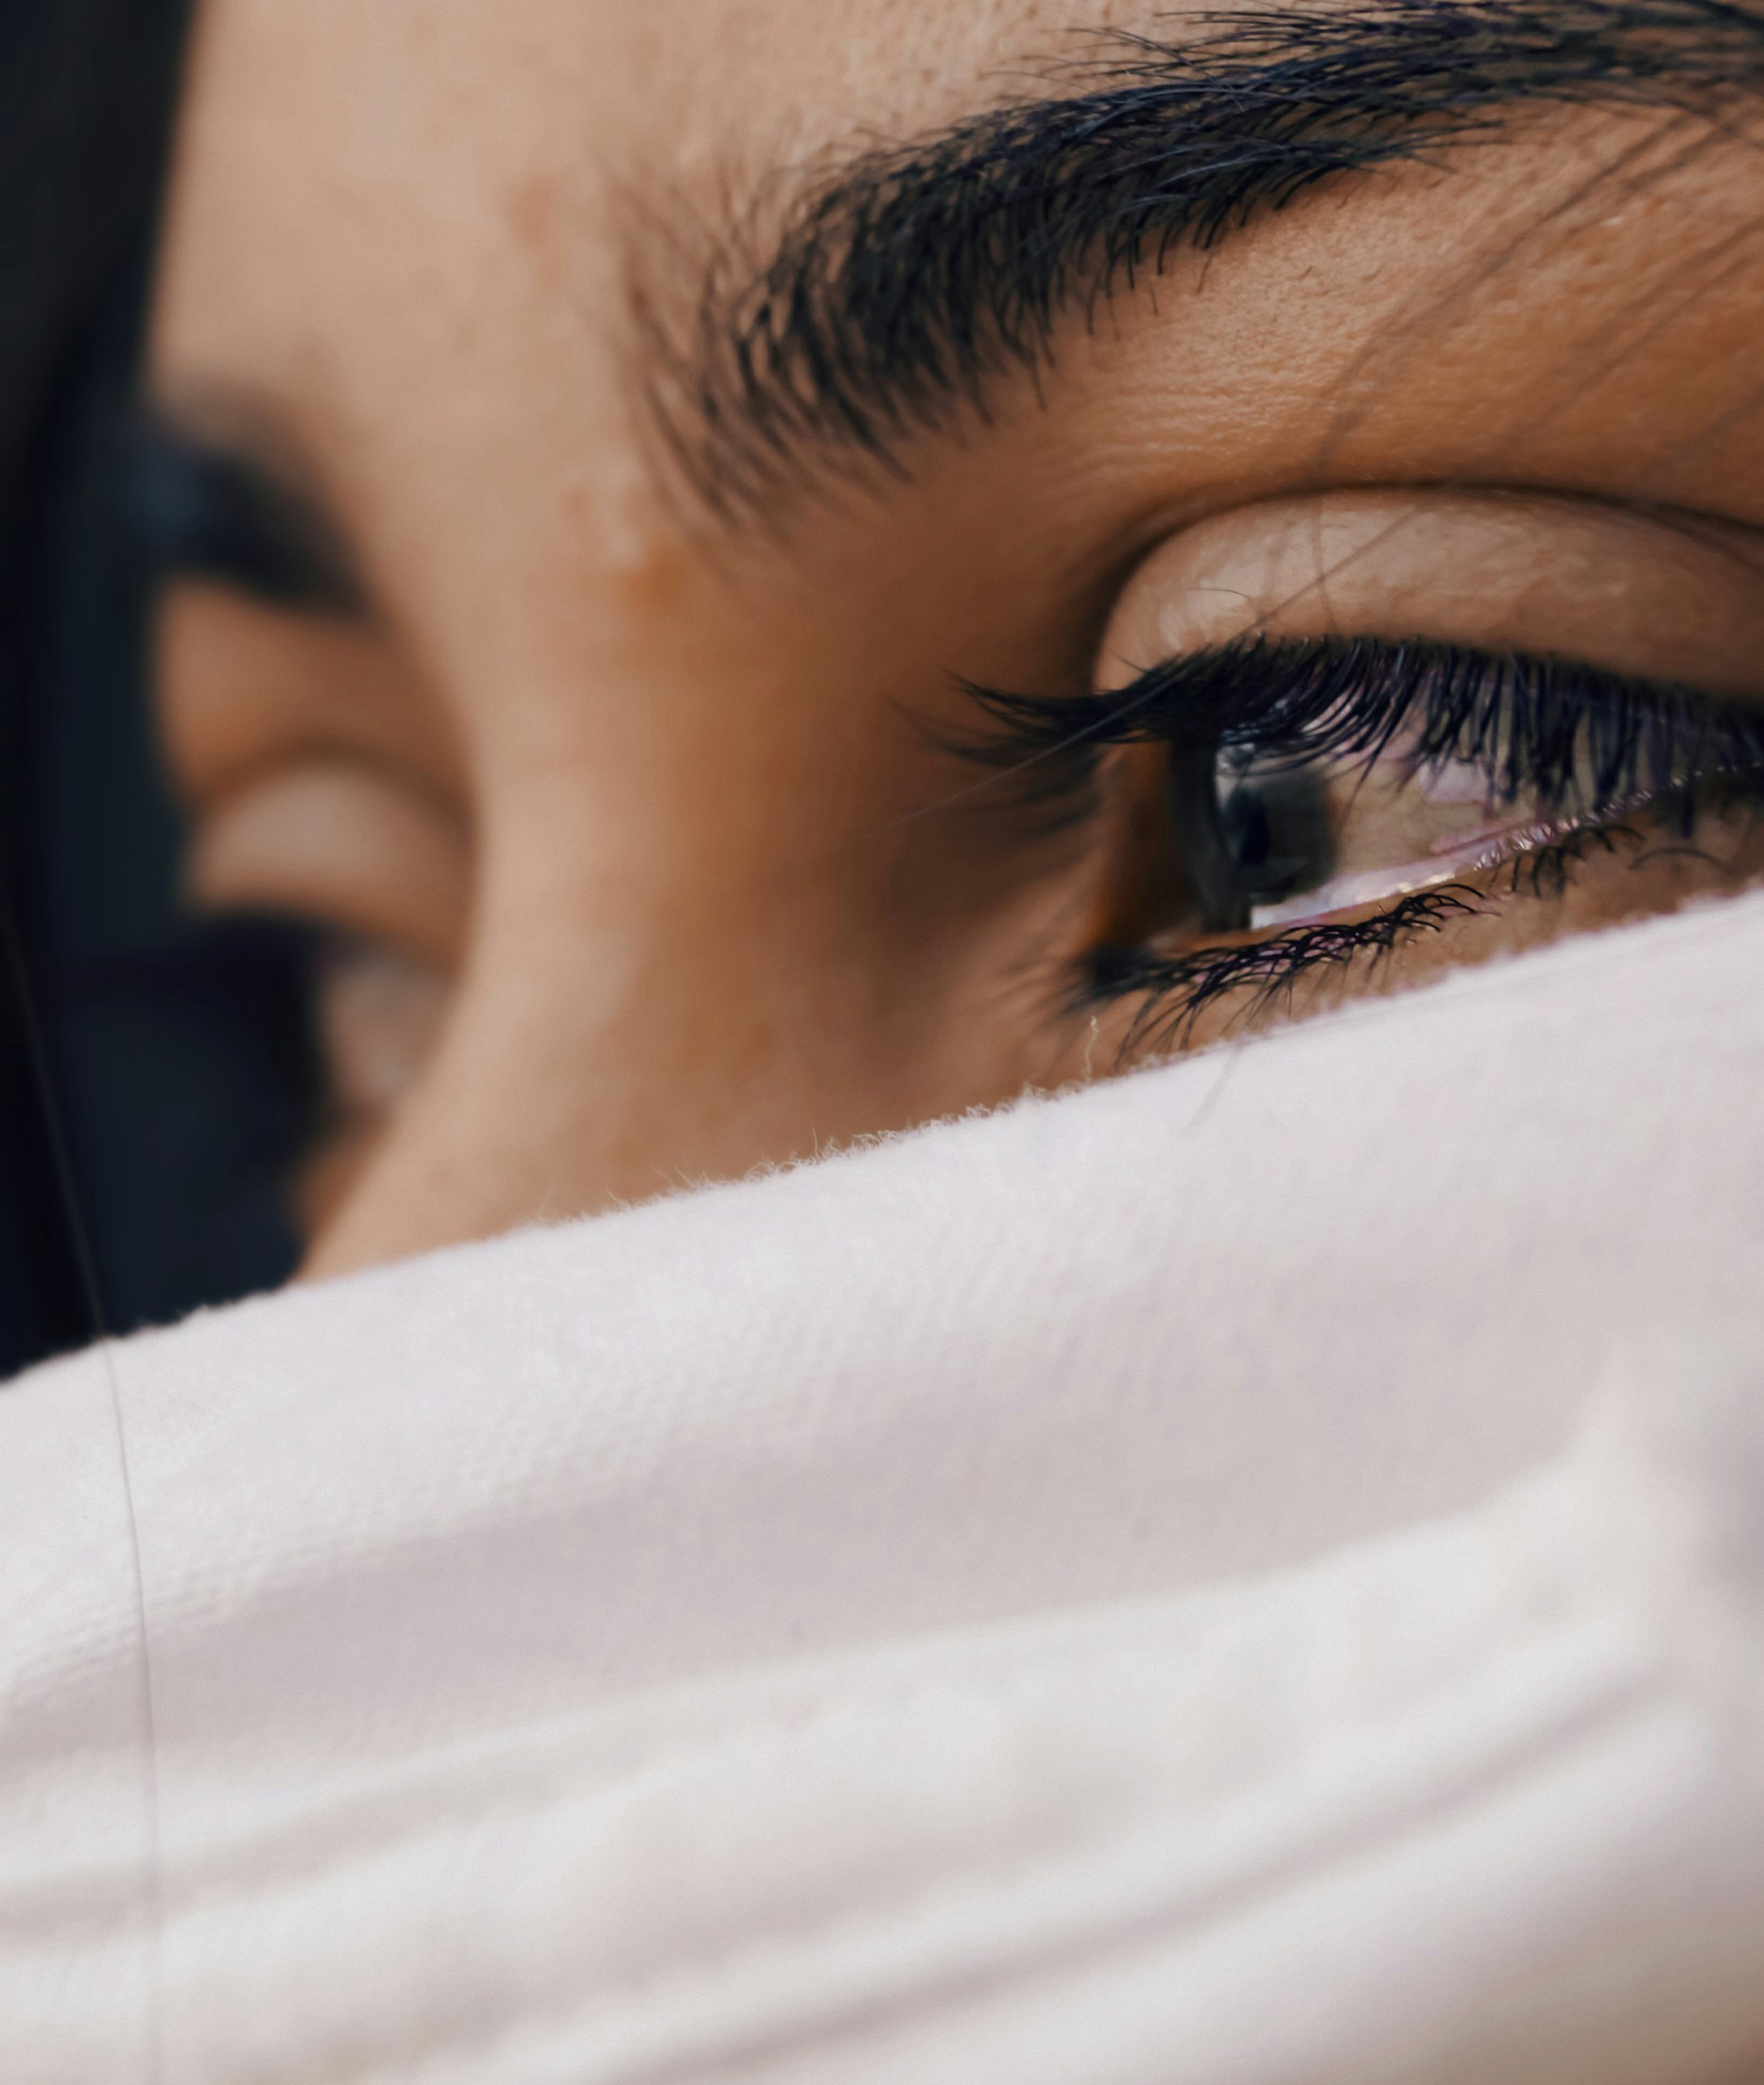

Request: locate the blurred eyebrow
(640, 0), (1763, 521)
(112, 411), (365, 615)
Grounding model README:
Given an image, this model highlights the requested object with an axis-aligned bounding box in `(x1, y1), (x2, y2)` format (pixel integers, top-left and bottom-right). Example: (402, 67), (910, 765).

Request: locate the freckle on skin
(502, 170), (578, 303)
(571, 460), (691, 608)
(503, 171), (561, 258)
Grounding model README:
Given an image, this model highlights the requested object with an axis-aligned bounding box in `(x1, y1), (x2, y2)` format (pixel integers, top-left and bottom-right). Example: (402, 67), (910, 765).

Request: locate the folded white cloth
(4, 894), (1763, 2083)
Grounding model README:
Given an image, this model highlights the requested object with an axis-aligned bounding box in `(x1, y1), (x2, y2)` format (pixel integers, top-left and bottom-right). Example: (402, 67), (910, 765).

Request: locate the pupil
(1220, 782), (1273, 872)
(1218, 763), (1335, 907)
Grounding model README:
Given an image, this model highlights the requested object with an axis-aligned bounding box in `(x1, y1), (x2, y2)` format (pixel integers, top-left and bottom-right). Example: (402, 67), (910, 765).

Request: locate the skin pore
(145, 0), (1764, 1276)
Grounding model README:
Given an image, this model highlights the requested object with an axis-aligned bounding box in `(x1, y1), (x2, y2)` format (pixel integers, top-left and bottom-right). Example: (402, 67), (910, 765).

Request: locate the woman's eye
(961, 634), (1764, 1052)
(173, 727), (469, 1190)
(1215, 723), (1668, 932)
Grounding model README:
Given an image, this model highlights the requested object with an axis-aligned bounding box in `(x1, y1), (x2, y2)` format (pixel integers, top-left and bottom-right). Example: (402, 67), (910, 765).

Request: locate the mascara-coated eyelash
(955, 634), (1764, 1043)
(959, 634), (1764, 823)
(1090, 884), (1481, 1051)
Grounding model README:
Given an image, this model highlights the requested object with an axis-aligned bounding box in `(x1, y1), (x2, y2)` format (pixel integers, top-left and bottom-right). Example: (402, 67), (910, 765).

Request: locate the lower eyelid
(1245, 811), (1600, 929)
(1078, 885), (1483, 1053)
(1112, 786), (1764, 1051)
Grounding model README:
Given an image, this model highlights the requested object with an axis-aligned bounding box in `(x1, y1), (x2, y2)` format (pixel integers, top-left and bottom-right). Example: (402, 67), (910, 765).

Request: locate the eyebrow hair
(637, 0), (1763, 522)
(111, 412), (365, 615)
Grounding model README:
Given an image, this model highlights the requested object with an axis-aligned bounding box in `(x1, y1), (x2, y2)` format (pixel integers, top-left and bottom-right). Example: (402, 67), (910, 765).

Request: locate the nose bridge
(299, 839), (817, 1276)
(300, 773), (1019, 1280)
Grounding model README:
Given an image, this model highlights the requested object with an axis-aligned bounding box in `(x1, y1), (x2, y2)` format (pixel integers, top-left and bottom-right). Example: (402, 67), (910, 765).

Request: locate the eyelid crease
(157, 587), (467, 814)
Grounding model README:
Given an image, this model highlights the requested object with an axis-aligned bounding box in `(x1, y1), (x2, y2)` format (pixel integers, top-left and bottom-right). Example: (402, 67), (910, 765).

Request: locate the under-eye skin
(957, 634), (1764, 1051)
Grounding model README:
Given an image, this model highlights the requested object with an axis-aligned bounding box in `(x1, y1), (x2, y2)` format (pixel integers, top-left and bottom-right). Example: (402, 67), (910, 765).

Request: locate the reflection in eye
(1219, 721), (1659, 930)
(961, 637), (1764, 1047)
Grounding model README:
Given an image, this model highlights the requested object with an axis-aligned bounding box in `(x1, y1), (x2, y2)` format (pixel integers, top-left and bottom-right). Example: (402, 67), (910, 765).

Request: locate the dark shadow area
(0, 1), (313, 1378)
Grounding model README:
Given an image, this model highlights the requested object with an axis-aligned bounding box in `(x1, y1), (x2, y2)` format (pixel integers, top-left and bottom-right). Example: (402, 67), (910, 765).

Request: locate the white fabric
(4, 893), (1764, 2083)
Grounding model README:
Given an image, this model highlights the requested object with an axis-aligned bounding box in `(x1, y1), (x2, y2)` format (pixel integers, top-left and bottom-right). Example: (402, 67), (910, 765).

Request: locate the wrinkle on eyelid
(1098, 491), (1764, 698)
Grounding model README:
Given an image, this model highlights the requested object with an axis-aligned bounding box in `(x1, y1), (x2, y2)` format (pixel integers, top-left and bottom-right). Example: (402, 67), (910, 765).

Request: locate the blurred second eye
(316, 934), (450, 1122)
(184, 758), (471, 969)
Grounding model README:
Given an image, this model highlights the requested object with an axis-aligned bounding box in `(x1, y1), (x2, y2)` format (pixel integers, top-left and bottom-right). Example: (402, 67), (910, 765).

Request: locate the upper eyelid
(974, 634), (1745, 726)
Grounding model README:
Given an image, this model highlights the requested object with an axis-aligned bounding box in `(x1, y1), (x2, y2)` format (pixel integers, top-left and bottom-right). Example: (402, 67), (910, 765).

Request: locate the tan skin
(148, 0), (1764, 1277)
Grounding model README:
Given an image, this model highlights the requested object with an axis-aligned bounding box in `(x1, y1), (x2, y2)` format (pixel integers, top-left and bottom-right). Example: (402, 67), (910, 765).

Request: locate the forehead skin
(152, 0), (1116, 536)
(150, 0), (1764, 1269)
(152, 3), (1163, 725)
(155, 0), (1763, 691)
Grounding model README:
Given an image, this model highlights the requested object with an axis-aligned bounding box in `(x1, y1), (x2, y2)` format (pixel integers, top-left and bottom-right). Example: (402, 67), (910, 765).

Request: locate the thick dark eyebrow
(639, 0), (1763, 522)
(110, 411), (366, 616)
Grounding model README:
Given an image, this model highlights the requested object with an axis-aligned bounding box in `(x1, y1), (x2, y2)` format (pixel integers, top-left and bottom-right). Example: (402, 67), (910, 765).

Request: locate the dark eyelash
(1086, 883), (1482, 1051)
(960, 634), (1764, 824)
(955, 634), (1764, 1042)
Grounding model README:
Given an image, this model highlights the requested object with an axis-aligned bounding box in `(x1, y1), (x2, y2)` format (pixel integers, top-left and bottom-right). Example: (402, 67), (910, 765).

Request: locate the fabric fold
(5, 894), (1763, 2082)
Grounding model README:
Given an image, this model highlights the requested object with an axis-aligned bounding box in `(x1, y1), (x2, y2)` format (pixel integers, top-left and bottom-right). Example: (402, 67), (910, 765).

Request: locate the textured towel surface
(4, 895), (1763, 2083)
